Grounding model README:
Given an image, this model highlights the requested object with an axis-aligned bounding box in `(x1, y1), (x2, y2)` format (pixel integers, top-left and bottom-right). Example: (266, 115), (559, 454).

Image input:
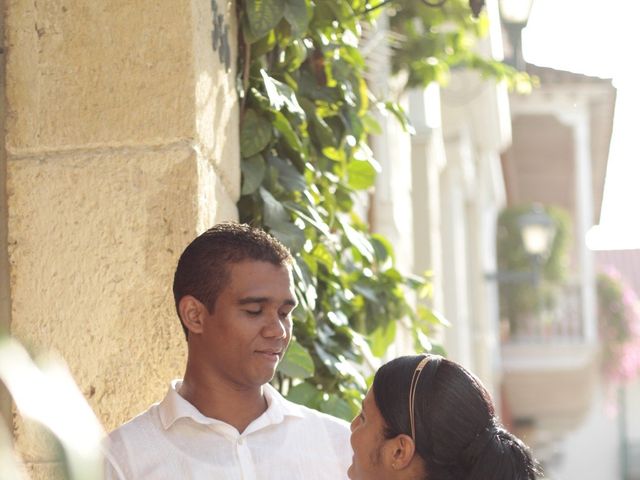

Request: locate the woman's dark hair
(372, 355), (541, 480)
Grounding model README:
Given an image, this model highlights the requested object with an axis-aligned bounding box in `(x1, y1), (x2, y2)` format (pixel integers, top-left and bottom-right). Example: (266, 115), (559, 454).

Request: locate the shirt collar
(158, 380), (304, 431)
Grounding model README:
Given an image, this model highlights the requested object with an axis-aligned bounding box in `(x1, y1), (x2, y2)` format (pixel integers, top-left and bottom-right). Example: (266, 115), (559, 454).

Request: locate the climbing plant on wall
(235, 0), (531, 419)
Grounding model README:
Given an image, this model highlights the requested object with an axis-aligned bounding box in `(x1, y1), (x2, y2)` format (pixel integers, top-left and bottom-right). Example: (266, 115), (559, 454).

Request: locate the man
(105, 223), (351, 479)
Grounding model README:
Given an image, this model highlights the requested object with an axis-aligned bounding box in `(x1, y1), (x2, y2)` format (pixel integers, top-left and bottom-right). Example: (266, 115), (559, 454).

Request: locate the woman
(348, 354), (541, 480)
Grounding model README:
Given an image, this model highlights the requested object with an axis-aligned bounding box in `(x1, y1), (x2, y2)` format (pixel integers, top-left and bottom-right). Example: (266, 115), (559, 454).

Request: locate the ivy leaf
(286, 381), (321, 406)
(311, 244), (335, 270)
(241, 155), (267, 195)
(246, 0), (285, 39)
(261, 70), (305, 118)
(346, 158), (377, 190)
(269, 220), (306, 251)
(421, 308), (451, 328)
(283, 0), (310, 39)
(310, 114), (337, 147)
(273, 111), (305, 153)
(370, 234), (394, 265)
(362, 113), (382, 135)
(321, 396), (356, 421)
(285, 203), (332, 238)
(267, 154), (306, 192)
(240, 110), (272, 157)
(369, 321), (396, 357)
(413, 327), (433, 353)
(339, 219), (375, 263)
(279, 339), (315, 378)
(259, 187), (288, 226)
(383, 101), (416, 135)
(322, 146), (345, 162)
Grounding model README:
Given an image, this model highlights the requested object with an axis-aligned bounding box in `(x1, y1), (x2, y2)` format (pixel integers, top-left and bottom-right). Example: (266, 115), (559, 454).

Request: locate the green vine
(388, 0), (534, 93)
(235, 0), (529, 419)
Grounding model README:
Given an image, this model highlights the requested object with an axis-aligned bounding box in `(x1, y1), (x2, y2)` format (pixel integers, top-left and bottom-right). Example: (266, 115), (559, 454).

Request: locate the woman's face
(348, 388), (390, 480)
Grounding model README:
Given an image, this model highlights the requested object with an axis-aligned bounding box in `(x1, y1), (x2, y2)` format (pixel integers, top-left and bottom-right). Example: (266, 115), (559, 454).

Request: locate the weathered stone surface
(5, 0), (193, 151)
(4, 0), (241, 201)
(4, 1), (241, 475)
(7, 147), (236, 435)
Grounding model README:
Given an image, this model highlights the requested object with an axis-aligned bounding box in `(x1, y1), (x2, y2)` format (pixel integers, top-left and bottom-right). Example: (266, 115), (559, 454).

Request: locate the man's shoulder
(107, 402), (162, 447)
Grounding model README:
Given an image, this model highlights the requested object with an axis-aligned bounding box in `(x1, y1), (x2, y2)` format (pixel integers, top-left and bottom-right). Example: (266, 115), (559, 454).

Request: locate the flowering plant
(597, 269), (640, 383)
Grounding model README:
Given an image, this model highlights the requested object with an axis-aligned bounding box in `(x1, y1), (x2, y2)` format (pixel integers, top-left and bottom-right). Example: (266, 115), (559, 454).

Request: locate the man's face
(196, 260), (297, 389)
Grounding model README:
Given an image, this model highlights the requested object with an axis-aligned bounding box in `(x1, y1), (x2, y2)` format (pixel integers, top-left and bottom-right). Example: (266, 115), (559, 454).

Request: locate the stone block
(5, 0), (239, 180)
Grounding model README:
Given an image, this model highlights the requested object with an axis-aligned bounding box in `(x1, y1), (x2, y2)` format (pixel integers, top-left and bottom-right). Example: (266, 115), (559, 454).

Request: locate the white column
(559, 111), (597, 343)
(408, 85), (446, 315)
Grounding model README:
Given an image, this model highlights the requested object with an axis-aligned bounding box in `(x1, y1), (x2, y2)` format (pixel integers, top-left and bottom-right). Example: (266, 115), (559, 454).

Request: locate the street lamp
(499, 0), (535, 70)
(487, 204), (556, 284)
(518, 205), (556, 283)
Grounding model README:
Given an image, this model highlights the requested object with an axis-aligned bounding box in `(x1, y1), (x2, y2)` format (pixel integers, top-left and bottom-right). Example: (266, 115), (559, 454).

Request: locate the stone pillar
(3, 0), (239, 476)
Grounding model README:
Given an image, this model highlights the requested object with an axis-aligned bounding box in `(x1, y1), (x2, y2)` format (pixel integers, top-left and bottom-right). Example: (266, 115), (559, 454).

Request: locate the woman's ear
(178, 295), (207, 335)
(385, 433), (417, 471)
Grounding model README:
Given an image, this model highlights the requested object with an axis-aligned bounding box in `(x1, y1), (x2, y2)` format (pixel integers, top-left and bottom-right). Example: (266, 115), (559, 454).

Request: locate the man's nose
(263, 312), (288, 338)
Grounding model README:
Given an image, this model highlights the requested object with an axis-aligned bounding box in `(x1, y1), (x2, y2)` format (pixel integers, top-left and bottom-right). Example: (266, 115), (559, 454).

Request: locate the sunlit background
(519, 2), (640, 479)
(524, 0), (640, 250)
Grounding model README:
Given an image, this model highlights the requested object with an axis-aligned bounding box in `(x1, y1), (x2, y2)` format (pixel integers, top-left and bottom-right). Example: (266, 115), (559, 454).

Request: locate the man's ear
(178, 295), (208, 335)
(385, 433), (417, 471)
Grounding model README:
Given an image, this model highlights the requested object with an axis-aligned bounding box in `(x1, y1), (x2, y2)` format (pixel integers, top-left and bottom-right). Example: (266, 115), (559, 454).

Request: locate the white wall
(549, 381), (620, 480)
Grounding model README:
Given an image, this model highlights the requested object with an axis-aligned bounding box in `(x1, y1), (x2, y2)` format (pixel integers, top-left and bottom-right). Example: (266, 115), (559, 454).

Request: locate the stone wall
(2, 0), (239, 477)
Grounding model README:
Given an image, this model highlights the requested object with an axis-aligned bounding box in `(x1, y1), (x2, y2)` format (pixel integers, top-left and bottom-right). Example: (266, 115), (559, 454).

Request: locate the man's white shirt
(104, 380), (352, 479)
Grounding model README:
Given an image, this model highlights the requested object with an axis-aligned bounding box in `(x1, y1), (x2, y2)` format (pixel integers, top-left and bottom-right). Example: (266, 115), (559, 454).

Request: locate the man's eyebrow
(237, 297), (268, 305)
(237, 297), (298, 306)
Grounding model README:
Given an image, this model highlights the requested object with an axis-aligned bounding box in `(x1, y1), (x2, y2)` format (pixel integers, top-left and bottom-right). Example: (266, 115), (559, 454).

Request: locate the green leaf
(418, 306), (450, 327)
(383, 101), (416, 135)
(286, 381), (321, 406)
(267, 155), (306, 192)
(240, 110), (272, 157)
(279, 339), (315, 378)
(260, 70), (305, 118)
(322, 146), (344, 162)
(413, 327), (433, 352)
(259, 187), (288, 226)
(339, 219), (375, 263)
(283, 40), (308, 71)
(273, 111), (304, 152)
(362, 113), (382, 135)
(241, 155), (267, 195)
(311, 243), (335, 269)
(269, 220), (306, 251)
(321, 396), (356, 421)
(283, 0), (310, 38)
(246, 0), (285, 39)
(370, 234), (394, 265)
(369, 321), (396, 357)
(346, 158), (377, 190)
(284, 203), (332, 237)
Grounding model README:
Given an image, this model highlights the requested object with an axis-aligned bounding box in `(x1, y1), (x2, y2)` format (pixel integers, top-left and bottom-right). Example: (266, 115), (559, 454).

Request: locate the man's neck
(178, 367), (268, 433)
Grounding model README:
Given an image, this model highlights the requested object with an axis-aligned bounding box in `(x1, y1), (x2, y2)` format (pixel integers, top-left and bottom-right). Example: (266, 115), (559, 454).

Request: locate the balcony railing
(502, 284), (584, 344)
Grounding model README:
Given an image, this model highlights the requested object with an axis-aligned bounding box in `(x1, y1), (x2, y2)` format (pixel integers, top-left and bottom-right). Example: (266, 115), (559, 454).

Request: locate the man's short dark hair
(172, 222), (294, 338)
